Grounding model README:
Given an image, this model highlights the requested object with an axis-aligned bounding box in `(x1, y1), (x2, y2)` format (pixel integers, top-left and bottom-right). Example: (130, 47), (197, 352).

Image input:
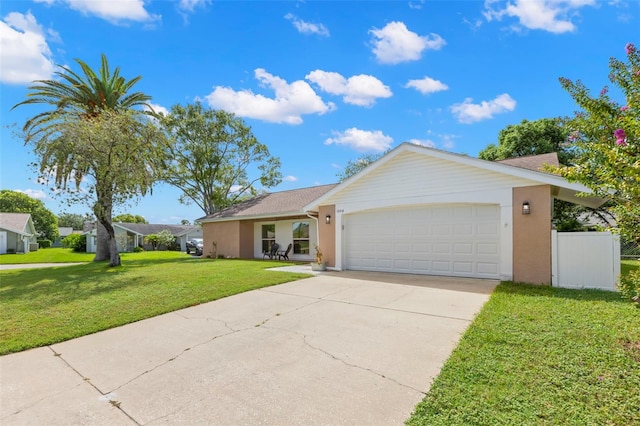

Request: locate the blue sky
(1, 0), (637, 224)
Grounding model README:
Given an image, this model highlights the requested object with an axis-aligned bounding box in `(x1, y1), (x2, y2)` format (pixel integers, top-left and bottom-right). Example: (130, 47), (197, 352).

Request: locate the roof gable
(305, 143), (605, 210)
(0, 213), (36, 236)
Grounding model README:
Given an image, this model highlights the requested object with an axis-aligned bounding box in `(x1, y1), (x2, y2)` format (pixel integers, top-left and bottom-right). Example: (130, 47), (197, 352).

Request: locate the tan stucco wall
(318, 205), (336, 267)
(238, 221), (255, 258)
(202, 221), (241, 258)
(513, 185), (553, 285)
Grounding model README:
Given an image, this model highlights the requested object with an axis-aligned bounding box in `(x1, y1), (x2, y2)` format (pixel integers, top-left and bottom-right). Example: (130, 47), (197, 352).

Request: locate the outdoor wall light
(522, 201), (531, 215)
(325, 214), (331, 224)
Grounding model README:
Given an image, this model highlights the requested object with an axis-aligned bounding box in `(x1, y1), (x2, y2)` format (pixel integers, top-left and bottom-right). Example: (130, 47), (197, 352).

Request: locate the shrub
(133, 246), (144, 253)
(619, 270), (640, 303)
(62, 234), (86, 252)
(37, 239), (51, 248)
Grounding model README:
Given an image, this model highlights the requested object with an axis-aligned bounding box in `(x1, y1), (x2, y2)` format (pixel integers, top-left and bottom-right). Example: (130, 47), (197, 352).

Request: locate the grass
(0, 251), (309, 355)
(407, 281), (640, 425)
(621, 258), (639, 276)
(0, 247), (95, 264)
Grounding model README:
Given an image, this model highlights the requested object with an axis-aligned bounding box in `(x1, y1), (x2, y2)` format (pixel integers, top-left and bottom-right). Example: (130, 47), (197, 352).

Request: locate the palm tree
(13, 54), (159, 266)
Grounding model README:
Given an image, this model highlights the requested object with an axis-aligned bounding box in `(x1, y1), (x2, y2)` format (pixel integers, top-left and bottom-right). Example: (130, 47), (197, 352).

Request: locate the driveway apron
(1, 272), (497, 425)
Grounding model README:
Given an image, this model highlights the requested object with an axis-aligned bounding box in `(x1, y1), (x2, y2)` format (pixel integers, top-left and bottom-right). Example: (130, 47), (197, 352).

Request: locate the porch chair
(263, 242), (280, 259)
(277, 243), (293, 261)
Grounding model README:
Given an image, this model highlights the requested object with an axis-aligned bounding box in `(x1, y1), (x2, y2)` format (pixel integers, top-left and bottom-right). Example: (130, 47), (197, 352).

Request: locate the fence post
(551, 230), (558, 287)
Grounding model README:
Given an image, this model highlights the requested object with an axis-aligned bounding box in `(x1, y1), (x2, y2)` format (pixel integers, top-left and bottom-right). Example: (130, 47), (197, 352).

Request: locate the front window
(292, 222), (310, 254)
(262, 224), (275, 252)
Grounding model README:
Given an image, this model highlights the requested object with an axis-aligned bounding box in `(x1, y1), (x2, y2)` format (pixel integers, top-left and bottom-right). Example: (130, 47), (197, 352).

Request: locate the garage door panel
(453, 262), (473, 274)
(477, 243), (498, 255)
(345, 204), (500, 279)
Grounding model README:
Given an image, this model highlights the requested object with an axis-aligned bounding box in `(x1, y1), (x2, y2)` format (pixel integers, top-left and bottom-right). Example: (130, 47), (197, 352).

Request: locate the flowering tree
(559, 43), (640, 300)
(559, 42), (640, 243)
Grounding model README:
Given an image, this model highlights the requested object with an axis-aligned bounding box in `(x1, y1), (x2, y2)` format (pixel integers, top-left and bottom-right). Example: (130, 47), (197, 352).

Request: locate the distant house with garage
(83, 222), (202, 253)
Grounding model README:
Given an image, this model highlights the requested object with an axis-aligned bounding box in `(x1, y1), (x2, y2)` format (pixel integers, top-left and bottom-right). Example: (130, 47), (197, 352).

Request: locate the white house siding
(323, 151), (545, 280)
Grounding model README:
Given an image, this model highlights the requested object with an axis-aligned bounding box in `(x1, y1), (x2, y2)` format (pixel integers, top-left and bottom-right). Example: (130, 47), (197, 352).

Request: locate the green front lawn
(0, 247), (95, 264)
(407, 281), (640, 425)
(0, 252), (308, 355)
(622, 258), (639, 276)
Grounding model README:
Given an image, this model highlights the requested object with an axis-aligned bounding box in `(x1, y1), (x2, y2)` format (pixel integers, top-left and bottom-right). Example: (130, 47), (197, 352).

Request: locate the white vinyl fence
(551, 231), (620, 291)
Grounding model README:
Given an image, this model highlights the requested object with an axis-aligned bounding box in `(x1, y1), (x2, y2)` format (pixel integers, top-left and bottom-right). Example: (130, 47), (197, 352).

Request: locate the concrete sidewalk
(0, 263), (86, 270)
(1, 272), (497, 425)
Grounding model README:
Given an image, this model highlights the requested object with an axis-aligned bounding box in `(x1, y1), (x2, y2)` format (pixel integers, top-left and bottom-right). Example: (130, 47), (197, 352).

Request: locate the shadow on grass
(497, 281), (629, 304)
(0, 256), (205, 305)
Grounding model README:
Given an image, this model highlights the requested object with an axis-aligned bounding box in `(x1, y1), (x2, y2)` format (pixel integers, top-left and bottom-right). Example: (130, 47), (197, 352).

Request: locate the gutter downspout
(306, 212), (319, 255)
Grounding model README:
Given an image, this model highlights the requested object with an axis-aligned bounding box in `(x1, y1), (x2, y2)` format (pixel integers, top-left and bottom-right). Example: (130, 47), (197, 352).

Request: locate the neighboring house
(83, 222), (202, 253)
(52, 227), (75, 247)
(199, 143), (607, 285)
(0, 213), (38, 254)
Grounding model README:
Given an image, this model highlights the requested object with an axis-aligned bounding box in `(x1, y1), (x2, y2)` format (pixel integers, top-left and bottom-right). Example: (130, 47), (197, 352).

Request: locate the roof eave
(197, 211), (308, 224)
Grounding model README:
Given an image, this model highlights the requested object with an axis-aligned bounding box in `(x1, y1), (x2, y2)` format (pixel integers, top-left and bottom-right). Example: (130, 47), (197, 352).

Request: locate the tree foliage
(145, 229), (176, 250)
(478, 118), (571, 164)
(0, 190), (58, 241)
(113, 213), (148, 224)
(476, 118), (615, 231)
(337, 152), (386, 182)
(57, 212), (92, 230)
(161, 103), (282, 215)
(558, 42), (640, 244)
(13, 54), (167, 266)
(62, 233), (86, 252)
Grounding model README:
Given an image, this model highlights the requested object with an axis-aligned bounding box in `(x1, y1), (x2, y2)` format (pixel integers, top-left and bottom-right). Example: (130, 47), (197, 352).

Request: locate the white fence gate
(551, 231), (620, 291)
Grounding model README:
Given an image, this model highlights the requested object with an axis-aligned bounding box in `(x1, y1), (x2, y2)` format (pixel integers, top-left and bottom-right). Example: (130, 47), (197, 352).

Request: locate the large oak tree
(161, 102), (282, 215)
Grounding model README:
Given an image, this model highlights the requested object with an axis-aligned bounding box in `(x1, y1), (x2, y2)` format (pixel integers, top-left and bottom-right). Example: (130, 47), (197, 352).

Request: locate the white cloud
(407, 138), (436, 148)
(483, 0), (595, 33)
(284, 13), (329, 36)
(17, 189), (48, 200)
(409, 0), (426, 10)
(405, 76), (449, 95)
(283, 175), (298, 182)
(306, 70), (392, 107)
(451, 93), (516, 123)
(369, 21), (445, 64)
(0, 12), (56, 84)
(44, 0), (160, 24)
(205, 69), (335, 125)
(146, 103), (169, 116)
(179, 0), (211, 12)
(325, 128), (393, 152)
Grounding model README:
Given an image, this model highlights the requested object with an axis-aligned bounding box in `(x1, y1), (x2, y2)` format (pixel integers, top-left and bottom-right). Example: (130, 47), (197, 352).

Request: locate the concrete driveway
(1, 272), (497, 426)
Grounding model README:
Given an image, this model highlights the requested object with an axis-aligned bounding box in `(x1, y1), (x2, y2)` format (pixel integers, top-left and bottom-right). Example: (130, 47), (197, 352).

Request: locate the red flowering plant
(559, 43), (639, 301)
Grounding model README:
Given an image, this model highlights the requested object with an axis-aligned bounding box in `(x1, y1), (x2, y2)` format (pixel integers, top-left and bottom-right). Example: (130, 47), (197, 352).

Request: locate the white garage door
(344, 204), (501, 279)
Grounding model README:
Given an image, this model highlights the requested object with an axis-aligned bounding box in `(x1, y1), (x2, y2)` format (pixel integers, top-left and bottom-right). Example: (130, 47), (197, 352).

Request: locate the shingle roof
(497, 152), (560, 172)
(58, 227), (74, 237)
(83, 222), (200, 236)
(199, 184), (338, 221)
(0, 213), (34, 235)
(117, 223), (200, 236)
